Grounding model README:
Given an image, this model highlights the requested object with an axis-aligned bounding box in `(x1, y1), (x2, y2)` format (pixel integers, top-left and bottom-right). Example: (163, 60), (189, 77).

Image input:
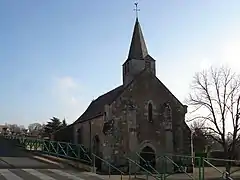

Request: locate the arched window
(148, 103), (153, 122)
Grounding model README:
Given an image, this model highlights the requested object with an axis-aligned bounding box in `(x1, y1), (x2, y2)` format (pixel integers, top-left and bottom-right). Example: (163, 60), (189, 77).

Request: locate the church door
(92, 135), (102, 170)
(140, 146), (156, 172)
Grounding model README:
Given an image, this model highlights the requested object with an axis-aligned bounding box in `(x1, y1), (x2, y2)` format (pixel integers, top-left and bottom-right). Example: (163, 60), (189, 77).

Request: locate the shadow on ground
(0, 137), (60, 169)
(0, 137), (31, 157)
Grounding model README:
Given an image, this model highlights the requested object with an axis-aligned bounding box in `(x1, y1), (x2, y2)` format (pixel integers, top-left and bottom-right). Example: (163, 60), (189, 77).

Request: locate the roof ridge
(96, 85), (123, 100)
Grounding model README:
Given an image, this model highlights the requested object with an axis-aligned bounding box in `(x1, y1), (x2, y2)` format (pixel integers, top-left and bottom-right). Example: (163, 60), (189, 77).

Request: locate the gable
(74, 69), (186, 124)
(130, 70), (185, 109)
(154, 75), (185, 108)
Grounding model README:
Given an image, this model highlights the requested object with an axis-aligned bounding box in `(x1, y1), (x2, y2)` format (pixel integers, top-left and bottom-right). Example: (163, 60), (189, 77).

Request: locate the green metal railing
(5, 135), (92, 164)
(153, 153), (205, 180)
(127, 157), (162, 180)
(92, 153), (125, 180)
(203, 157), (240, 180)
(164, 155), (194, 179)
(5, 135), (240, 180)
(5, 135), (157, 179)
(136, 152), (161, 175)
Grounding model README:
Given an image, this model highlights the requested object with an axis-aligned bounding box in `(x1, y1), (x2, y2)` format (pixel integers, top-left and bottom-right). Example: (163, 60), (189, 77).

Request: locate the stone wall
(53, 124), (74, 143)
(107, 71), (190, 171)
(72, 71), (191, 172)
(114, 71), (188, 154)
(101, 104), (129, 168)
(73, 116), (105, 154)
(182, 123), (191, 155)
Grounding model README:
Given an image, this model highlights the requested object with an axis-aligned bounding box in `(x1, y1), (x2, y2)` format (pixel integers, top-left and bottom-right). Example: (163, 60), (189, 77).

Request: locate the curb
(31, 155), (65, 169)
(30, 152), (94, 172)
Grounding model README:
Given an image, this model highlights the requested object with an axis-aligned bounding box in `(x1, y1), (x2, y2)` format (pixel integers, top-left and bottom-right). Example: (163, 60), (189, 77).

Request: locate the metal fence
(4, 135), (240, 180)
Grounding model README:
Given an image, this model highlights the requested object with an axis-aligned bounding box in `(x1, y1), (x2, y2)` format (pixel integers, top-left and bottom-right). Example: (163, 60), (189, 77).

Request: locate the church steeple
(122, 15), (156, 86)
(128, 18), (148, 60)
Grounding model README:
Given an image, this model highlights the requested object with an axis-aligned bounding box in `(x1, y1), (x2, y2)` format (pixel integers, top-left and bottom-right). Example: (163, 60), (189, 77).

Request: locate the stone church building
(67, 17), (191, 171)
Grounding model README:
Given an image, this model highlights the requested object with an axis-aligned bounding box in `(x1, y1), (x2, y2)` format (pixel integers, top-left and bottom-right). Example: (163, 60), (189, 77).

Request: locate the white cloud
(55, 76), (78, 91)
(197, 39), (240, 72)
(51, 76), (89, 124)
(53, 76), (79, 105)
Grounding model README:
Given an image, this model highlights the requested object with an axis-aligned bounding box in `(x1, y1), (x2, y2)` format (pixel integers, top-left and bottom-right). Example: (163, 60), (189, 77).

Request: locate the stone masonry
(69, 17), (191, 173)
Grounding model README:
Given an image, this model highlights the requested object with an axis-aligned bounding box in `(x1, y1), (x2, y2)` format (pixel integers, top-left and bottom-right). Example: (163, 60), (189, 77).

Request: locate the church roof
(74, 69), (185, 124)
(73, 18), (185, 125)
(74, 18), (149, 124)
(127, 18), (148, 60)
(74, 85), (125, 123)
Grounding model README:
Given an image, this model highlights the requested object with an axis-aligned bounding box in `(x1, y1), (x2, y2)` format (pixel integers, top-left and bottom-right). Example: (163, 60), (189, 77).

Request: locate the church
(56, 16), (191, 171)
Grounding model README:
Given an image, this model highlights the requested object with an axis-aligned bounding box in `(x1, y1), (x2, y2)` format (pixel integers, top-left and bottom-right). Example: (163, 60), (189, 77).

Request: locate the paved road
(0, 137), (59, 169)
(0, 169), (103, 180)
(0, 137), (105, 180)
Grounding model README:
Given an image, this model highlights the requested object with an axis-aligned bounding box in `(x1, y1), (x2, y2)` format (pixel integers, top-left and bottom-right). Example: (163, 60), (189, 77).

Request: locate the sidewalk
(28, 152), (240, 180)
(30, 152), (93, 171)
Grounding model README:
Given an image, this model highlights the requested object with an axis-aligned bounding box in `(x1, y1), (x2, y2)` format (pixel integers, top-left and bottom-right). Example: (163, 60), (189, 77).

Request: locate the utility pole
(191, 130), (195, 179)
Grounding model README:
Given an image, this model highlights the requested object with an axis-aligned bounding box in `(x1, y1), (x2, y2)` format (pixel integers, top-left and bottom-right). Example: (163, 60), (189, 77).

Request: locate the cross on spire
(128, 4), (148, 60)
(134, 2), (140, 18)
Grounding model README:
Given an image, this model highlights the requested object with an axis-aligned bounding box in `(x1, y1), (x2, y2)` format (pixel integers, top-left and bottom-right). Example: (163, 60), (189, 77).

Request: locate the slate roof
(74, 69), (185, 124)
(74, 85), (124, 123)
(128, 17), (148, 60)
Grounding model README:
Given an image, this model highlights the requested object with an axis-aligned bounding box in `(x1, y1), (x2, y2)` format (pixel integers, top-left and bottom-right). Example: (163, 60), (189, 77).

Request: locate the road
(0, 137), (104, 180)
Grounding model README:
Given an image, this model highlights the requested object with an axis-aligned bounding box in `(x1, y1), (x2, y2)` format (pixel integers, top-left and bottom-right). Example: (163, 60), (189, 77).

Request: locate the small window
(145, 61), (151, 69)
(148, 103), (153, 122)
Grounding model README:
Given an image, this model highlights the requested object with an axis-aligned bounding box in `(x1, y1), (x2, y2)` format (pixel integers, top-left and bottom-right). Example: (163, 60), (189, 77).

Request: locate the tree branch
(187, 66), (240, 160)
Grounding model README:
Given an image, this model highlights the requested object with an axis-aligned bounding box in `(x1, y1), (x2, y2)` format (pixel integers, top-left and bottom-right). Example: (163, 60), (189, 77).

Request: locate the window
(148, 103), (153, 122)
(145, 61), (151, 69)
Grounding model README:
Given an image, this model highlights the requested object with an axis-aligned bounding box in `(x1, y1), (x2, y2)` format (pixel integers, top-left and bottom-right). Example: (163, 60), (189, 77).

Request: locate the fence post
(93, 154), (96, 173)
(198, 157), (201, 180)
(202, 157), (205, 180)
(128, 159), (131, 180)
(198, 156), (204, 180)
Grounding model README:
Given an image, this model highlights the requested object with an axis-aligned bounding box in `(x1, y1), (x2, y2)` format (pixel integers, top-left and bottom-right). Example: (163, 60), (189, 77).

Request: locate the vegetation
(3, 117), (67, 138)
(187, 66), (240, 174)
(42, 117), (67, 137)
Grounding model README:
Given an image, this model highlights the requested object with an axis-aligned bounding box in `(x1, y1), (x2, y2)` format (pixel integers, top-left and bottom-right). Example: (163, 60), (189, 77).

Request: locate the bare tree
(28, 123), (42, 132)
(28, 123), (43, 137)
(187, 66), (240, 174)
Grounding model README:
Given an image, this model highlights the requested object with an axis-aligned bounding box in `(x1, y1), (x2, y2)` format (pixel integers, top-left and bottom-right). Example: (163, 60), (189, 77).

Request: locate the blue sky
(0, 0), (240, 127)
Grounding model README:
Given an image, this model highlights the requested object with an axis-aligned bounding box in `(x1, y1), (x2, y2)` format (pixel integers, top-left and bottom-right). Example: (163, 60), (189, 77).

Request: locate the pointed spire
(128, 18), (148, 60)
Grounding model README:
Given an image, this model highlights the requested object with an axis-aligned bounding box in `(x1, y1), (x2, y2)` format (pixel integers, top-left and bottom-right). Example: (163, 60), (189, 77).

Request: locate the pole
(191, 130), (195, 179)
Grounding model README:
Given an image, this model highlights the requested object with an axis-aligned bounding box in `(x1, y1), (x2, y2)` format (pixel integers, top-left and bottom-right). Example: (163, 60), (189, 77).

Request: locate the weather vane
(134, 2), (140, 18)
